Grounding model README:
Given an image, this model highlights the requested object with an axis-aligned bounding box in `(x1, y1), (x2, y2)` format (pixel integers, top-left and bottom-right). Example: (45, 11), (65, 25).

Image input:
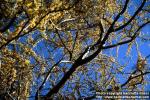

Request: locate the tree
(0, 0), (150, 99)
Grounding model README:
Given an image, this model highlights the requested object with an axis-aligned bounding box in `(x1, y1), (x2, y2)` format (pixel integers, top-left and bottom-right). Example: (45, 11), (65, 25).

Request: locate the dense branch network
(44, 0), (149, 99)
(0, 0), (149, 99)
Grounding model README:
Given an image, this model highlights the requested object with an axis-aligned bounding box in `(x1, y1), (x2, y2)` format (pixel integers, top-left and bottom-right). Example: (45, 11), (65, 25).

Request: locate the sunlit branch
(99, 19), (104, 41)
(60, 60), (73, 63)
(71, 31), (78, 60)
(58, 18), (77, 25)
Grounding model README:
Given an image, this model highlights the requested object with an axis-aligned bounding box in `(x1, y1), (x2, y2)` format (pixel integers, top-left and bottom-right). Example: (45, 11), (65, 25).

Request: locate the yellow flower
(25, 60), (30, 65)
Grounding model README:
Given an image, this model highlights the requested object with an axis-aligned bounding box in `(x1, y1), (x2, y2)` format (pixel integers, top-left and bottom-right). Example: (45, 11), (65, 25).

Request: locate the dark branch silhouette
(44, 0), (147, 99)
(0, 1), (80, 50)
(35, 58), (63, 100)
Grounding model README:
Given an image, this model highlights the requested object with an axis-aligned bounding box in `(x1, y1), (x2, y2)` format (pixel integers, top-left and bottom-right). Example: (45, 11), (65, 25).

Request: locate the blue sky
(14, 0), (149, 99)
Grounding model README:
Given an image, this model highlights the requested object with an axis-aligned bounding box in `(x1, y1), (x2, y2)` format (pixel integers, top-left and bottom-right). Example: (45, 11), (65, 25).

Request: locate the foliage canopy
(0, 0), (150, 99)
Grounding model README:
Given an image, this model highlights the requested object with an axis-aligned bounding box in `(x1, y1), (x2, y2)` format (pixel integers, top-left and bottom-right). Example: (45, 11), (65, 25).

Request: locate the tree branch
(35, 58), (63, 100)
(43, 1), (148, 98)
(0, 16), (17, 33)
(0, 19), (29, 50)
(114, 0), (146, 32)
(55, 29), (72, 60)
(121, 71), (150, 88)
(102, 21), (150, 49)
(44, 40), (103, 99)
(102, 0), (129, 44)
(0, 1), (80, 50)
